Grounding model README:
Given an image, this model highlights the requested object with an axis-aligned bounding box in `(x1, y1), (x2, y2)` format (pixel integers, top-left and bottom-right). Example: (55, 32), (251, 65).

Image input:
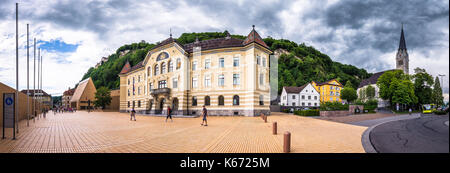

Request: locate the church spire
(398, 23), (407, 50)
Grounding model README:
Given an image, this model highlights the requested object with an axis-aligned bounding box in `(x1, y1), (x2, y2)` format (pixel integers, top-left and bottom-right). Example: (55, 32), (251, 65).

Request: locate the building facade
(119, 27), (272, 116)
(311, 79), (343, 103)
(62, 87), (75, 108)
(280, 83), (320, 108)
(20, 89), (53, 108)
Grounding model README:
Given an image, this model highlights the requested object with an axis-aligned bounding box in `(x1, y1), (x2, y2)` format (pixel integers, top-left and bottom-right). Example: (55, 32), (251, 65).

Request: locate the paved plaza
(0, 111), (367, 153)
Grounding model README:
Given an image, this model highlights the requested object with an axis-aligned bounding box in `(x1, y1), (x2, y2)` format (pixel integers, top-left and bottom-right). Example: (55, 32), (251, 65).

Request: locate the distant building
(280, 83), (320, 108)
(357, 25), (410, 108)
(62, 87), (75, 108)
(20, 89), (53, 108)
(70, 78), (97, 110)
(311, 79), (343, 103)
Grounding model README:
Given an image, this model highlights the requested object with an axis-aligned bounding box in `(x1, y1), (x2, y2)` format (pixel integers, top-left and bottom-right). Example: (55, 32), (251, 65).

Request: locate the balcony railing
(150, 88), (170, 95)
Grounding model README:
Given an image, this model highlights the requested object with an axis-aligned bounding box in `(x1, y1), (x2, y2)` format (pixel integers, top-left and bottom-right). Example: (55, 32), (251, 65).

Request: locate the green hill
(79, 31), (371, 94)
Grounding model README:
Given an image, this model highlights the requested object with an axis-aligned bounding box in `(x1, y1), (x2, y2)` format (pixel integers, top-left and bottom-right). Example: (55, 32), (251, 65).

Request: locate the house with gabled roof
(70, 77), (97, 110)
(280, 83), (320, 109)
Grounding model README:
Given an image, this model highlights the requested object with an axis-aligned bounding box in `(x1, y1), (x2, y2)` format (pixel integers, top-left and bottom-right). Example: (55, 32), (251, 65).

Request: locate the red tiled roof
(63, 88), (75, 96)
(243, 28), (269, 49)
(119, 61), (131, 74)
(183, 37), (244, 53)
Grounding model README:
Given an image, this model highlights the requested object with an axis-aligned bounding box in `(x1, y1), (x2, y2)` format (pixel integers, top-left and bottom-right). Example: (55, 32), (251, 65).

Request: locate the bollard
(273, 122), (277, 135)
(260, 113), (264, 120)
(284, 131), (291, 153)
(264, 115), (267, 123)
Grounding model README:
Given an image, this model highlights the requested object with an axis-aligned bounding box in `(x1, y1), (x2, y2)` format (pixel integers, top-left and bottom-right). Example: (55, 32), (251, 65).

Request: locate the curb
(445, 121), (449, 127)
(361, 113), (421, 153)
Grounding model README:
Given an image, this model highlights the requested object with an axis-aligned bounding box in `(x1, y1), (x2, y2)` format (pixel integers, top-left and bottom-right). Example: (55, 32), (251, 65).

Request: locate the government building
(119, 27), (272, 116)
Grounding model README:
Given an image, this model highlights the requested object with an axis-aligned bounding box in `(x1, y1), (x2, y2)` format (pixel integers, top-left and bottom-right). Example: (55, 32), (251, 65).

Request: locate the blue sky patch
(38, 39), (78, 53)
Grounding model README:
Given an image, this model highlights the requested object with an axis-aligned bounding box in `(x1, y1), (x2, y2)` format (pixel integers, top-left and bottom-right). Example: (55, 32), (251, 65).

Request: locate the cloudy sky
(0, 0), (448, 100)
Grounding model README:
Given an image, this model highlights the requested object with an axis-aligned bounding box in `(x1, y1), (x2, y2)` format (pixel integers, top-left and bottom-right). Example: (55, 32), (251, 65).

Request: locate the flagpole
(33, 38), (36, 123)
(15, 2), (19, 138)
(27, 23), (30, 127)
(37, 48), (40, 120)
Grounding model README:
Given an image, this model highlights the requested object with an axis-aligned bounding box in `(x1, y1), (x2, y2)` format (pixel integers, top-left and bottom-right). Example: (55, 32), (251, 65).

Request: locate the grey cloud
(322, 0), (448, 53)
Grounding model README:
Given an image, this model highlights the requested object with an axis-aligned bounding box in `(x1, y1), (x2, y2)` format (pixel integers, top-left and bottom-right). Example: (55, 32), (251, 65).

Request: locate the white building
(281, 83), (320, 108)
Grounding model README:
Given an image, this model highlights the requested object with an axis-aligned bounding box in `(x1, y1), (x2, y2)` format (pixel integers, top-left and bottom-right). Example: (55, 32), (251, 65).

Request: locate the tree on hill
(94, 87), (112, 109)
(432, 76), (444, 106)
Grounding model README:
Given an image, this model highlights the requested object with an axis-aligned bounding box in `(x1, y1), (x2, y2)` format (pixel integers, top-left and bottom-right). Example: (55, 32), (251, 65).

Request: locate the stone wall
(319, 111), (350, 117)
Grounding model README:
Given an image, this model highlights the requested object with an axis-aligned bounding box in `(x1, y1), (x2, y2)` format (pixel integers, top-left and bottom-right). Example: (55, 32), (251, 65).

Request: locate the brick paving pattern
(0, 111), (366, 153)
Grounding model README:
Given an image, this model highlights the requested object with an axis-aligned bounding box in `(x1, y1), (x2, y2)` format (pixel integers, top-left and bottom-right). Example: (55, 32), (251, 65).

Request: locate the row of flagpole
(13, 2), (44, 139)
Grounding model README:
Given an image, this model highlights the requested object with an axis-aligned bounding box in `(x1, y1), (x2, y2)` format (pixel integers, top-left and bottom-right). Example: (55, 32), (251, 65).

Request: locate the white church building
(357, 25), (410, 108)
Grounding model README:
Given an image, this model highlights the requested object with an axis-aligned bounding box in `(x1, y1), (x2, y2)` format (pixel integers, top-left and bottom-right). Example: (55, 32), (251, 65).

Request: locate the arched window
(161, 62), (166, 74)
(154, 64), (159, 75)
(147, 67), (151, 76)
(218, 95), (224, 106)
(192, 96), (197, 106)
(176, 58), (181, 70)
(138, 100), (141, 107)
(233, 95), (239, 106)
(259, 95), (264, 105)
(128, 89), (130, 96)
(205, 96), (210, 106)
(168, 60), (173, 72)
(128, 101), (130, 107)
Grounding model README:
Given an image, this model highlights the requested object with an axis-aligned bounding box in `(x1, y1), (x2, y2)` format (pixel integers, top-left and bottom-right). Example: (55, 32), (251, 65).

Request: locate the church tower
(396, 24), (409, 74)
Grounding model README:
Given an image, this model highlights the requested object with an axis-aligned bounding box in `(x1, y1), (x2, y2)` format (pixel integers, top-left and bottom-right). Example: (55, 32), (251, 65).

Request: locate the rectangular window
(302, 95), (305, 99)
(257, 56), (261, 65)
(233, 57), (239, 67)
(308, 96), (311, 100)
(218, 74), (224, 86)
(173, 78), (178, 88)
(263, 57), (266, 67)
(158, 80), (167, 89)
(204, 75), (211, 87)
(205, 59), (211, 69)
(219, 58), (224, 68)
(259, 73), (264, 86)
(192, 61), (197, 71)
(233, 74), (240, 85)
(192, 77), (198, 88)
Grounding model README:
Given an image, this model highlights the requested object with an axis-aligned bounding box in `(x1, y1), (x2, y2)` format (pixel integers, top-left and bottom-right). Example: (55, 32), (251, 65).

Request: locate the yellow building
(119, 26), (272, 116)
(311, 79), (343, 103)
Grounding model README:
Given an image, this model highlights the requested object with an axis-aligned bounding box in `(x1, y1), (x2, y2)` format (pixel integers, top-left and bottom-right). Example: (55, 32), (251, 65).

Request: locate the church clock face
(398, 60), (403, 66)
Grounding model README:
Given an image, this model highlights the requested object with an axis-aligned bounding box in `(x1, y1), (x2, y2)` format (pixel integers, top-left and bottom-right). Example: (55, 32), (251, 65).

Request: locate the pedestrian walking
(166, 106), (173, 122)
(409, 108), (412, 115)
(130, 107), (136, 121)
(201, 105), (208, 126)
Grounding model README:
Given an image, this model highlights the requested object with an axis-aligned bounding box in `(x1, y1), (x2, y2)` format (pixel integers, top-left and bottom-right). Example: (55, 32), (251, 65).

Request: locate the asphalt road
(370, 114), (449, 153)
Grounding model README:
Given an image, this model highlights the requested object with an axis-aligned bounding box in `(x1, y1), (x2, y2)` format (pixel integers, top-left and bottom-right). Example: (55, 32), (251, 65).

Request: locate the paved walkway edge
(361, 114), (421, 153)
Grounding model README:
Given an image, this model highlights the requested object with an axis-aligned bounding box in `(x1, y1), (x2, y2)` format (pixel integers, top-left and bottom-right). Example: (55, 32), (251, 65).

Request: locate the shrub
(320, 102), (349, 111)
(282, 109), (290, 113)
(294, 109), (320, 116)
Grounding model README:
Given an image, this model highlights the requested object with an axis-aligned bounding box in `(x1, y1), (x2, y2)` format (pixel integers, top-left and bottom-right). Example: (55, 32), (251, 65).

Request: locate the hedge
(294, 109), (320, 116)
